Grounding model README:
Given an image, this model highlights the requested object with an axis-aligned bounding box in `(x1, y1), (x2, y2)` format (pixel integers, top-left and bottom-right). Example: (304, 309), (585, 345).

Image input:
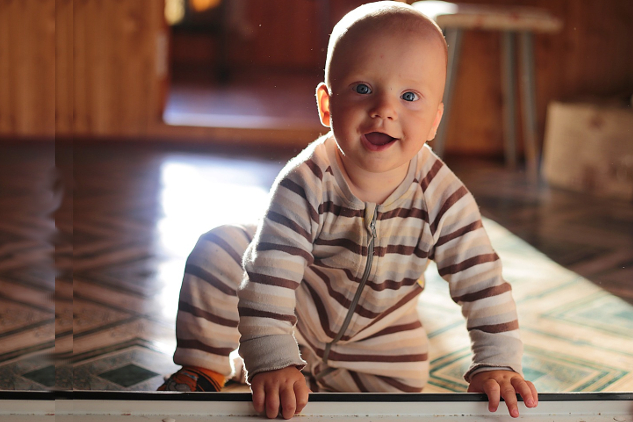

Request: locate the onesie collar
(324, 136), (419, 211)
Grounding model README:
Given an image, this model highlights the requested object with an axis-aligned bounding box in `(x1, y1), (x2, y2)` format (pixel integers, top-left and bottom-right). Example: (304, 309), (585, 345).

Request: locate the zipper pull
(369, 207), (377, 239)
(370, 217), (377, 239)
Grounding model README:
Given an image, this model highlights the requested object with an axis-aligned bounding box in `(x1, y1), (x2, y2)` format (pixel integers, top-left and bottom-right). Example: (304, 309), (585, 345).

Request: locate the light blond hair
(324, 1), (447, 88)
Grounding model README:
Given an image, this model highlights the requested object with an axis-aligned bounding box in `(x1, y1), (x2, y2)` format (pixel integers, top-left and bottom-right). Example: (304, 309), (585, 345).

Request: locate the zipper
(322, 206), (378, 365)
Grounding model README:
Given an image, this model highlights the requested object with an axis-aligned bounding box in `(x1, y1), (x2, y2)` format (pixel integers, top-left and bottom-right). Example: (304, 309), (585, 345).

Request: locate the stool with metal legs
(412, 1), (562, 178)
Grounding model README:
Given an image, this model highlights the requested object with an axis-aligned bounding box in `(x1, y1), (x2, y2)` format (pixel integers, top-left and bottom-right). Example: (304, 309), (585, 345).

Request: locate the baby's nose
(370, 95), (397, 120)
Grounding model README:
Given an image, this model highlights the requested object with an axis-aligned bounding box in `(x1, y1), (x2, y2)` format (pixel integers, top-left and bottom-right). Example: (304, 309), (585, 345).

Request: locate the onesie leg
(172, 224), (257, 378)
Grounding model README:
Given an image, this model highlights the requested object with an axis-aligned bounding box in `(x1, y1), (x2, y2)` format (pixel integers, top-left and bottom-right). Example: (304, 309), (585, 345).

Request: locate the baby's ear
(316, 83), (331, 127)
(427, 102), (444, 141)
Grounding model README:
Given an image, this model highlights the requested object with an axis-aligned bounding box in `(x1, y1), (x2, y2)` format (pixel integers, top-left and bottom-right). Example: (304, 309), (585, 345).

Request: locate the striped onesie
(174, 135), (523, 392)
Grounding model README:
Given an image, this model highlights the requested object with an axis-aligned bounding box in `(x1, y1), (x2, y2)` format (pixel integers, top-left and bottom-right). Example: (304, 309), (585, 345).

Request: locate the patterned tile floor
(421, 219), (633, 393)
(0, 141), (631, 393)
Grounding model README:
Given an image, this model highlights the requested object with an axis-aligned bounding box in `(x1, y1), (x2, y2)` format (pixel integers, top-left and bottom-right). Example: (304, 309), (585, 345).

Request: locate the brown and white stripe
(174, 135), (523, 391)
(173, 224), (256, 377)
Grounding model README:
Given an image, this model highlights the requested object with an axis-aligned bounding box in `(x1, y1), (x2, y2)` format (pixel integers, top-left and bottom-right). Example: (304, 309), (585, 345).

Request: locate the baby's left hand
(468, 370), (538, 418)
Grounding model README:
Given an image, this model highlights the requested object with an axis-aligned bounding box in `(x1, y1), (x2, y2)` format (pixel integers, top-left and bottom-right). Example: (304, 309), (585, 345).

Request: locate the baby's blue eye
(354, 84), (371, 94)
(402, 92), (418, 102)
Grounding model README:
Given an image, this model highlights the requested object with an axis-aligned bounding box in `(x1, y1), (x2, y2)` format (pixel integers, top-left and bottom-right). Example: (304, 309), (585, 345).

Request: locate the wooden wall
(56, 0), (73, 135)
(1, 0), (632, 157)
(0, 0), (168, 139)
(0, 0), (56, 138)
(71, 0), (167, 137)
(228, 0), (325, 70)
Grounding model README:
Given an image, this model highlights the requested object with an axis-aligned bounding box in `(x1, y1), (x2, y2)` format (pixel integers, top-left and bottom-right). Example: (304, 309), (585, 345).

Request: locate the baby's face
(322, 26), (446, 176)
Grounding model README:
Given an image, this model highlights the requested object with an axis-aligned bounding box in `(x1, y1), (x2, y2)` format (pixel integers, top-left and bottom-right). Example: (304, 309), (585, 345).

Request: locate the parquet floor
(0, 139), (631, 392)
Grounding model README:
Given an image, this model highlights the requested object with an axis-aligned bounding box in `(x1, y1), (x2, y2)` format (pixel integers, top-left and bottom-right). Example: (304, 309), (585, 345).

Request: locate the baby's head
(316, 2), (448, 178)
(324, 2), (447, 89)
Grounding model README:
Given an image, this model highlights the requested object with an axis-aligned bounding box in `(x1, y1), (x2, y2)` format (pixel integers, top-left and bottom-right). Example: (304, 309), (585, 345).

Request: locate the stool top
(412, 1), (563, 33)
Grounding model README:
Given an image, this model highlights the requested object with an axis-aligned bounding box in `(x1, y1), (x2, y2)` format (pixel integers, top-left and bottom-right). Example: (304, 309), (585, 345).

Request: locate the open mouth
(364, 132), (397, 147)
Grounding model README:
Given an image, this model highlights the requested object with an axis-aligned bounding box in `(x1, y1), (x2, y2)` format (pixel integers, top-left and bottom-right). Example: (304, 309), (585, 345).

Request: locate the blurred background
(0, 0), (631, 392)
(1, 0), (631, 153)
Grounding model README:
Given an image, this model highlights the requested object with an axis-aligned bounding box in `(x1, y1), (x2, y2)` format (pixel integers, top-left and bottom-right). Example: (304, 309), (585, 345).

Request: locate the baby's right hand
(250, 366), (310, 419)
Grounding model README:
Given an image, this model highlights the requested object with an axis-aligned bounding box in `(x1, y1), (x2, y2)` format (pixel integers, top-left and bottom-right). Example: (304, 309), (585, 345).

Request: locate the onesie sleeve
(237, 159), (321, 383)
(425, 163), (523, 382)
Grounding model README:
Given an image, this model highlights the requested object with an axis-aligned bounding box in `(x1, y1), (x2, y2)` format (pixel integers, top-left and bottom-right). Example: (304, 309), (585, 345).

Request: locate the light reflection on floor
(154, 154), (284, 323)
(157, 155), (280, 257)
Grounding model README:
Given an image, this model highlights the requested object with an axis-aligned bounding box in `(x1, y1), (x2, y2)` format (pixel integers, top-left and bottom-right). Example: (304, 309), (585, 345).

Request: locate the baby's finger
(265, 387), (281, 419)
(512, 378), (537, 408)
(294, 380), (310, 414)
(499, 384), (519, 418)
(251, 383), (265, 414)
(527, 380), (538, 407)
(482, 379), (501, 413)
(279, 384), (297, 420)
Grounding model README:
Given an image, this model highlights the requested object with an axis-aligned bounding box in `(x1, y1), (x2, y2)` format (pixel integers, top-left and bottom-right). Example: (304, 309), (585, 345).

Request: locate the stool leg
(501, 31), (517, 169)
(434, 27), (462, 158)
(519, 31), (540, 179)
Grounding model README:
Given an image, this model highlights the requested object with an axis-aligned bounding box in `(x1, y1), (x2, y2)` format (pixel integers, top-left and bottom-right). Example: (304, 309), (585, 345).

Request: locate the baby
(159, 2), (538, 420)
